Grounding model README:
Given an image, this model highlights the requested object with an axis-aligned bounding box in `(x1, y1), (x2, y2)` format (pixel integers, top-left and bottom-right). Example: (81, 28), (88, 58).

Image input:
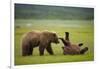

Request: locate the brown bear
(21, 30), (59, 56)
(59, 32), (88, 55)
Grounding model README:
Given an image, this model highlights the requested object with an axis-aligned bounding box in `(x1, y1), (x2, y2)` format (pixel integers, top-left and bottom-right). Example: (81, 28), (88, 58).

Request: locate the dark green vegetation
(14, 4), (94, 65)
(15, 4), (94, 20)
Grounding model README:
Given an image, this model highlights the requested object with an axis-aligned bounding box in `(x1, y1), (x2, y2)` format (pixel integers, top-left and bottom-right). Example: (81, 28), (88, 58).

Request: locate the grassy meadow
(15, 19), (94, 65)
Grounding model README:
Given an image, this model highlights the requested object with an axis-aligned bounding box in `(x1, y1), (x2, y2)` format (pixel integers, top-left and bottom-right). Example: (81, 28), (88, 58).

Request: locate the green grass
(15, 19), (94, 65)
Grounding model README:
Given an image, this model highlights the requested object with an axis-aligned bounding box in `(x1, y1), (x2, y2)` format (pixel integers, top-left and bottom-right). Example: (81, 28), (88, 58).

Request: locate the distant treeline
(15, 4), (94, 20)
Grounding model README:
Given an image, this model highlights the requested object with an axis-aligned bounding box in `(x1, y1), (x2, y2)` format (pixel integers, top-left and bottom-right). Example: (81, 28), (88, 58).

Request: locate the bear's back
(22, 31), (41, 43)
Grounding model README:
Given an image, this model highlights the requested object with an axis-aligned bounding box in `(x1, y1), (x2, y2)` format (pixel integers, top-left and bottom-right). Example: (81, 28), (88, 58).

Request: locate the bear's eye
(53, 34), (56, 37)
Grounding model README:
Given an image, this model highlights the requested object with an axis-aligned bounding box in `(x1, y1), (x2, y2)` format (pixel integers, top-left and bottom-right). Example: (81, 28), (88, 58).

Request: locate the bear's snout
(55, 40), (59, 44)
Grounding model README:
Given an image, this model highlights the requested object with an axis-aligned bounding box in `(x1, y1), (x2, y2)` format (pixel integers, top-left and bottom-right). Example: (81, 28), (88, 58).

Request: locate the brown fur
(59, 32), (88, 55)
(62, 44), (81, 55)
(21, 30), (59, 56)
(60, 38), (88, 55)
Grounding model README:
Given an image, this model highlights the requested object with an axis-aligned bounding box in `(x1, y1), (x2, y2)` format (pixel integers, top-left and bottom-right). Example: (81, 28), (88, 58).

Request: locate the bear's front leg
(46, 46), (54, 55)
(39, 46), (45, 56)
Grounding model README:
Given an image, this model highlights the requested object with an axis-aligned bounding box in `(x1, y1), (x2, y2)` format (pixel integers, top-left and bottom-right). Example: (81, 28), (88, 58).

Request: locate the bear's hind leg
(22, 45), (29, 56)
(28, 46), (33, 56)
(28, 41), (33, 56)
(39, 46), (45, 56)
(80, 47), (88, 54)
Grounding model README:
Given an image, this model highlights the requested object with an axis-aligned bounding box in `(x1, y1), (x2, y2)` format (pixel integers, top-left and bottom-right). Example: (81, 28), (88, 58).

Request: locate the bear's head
(50, 32), (59, 44)
(43, 31), (59, 44)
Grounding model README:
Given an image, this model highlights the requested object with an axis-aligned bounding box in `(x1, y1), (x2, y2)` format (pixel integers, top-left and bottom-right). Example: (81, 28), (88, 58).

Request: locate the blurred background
(14, 4), (94, 65)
